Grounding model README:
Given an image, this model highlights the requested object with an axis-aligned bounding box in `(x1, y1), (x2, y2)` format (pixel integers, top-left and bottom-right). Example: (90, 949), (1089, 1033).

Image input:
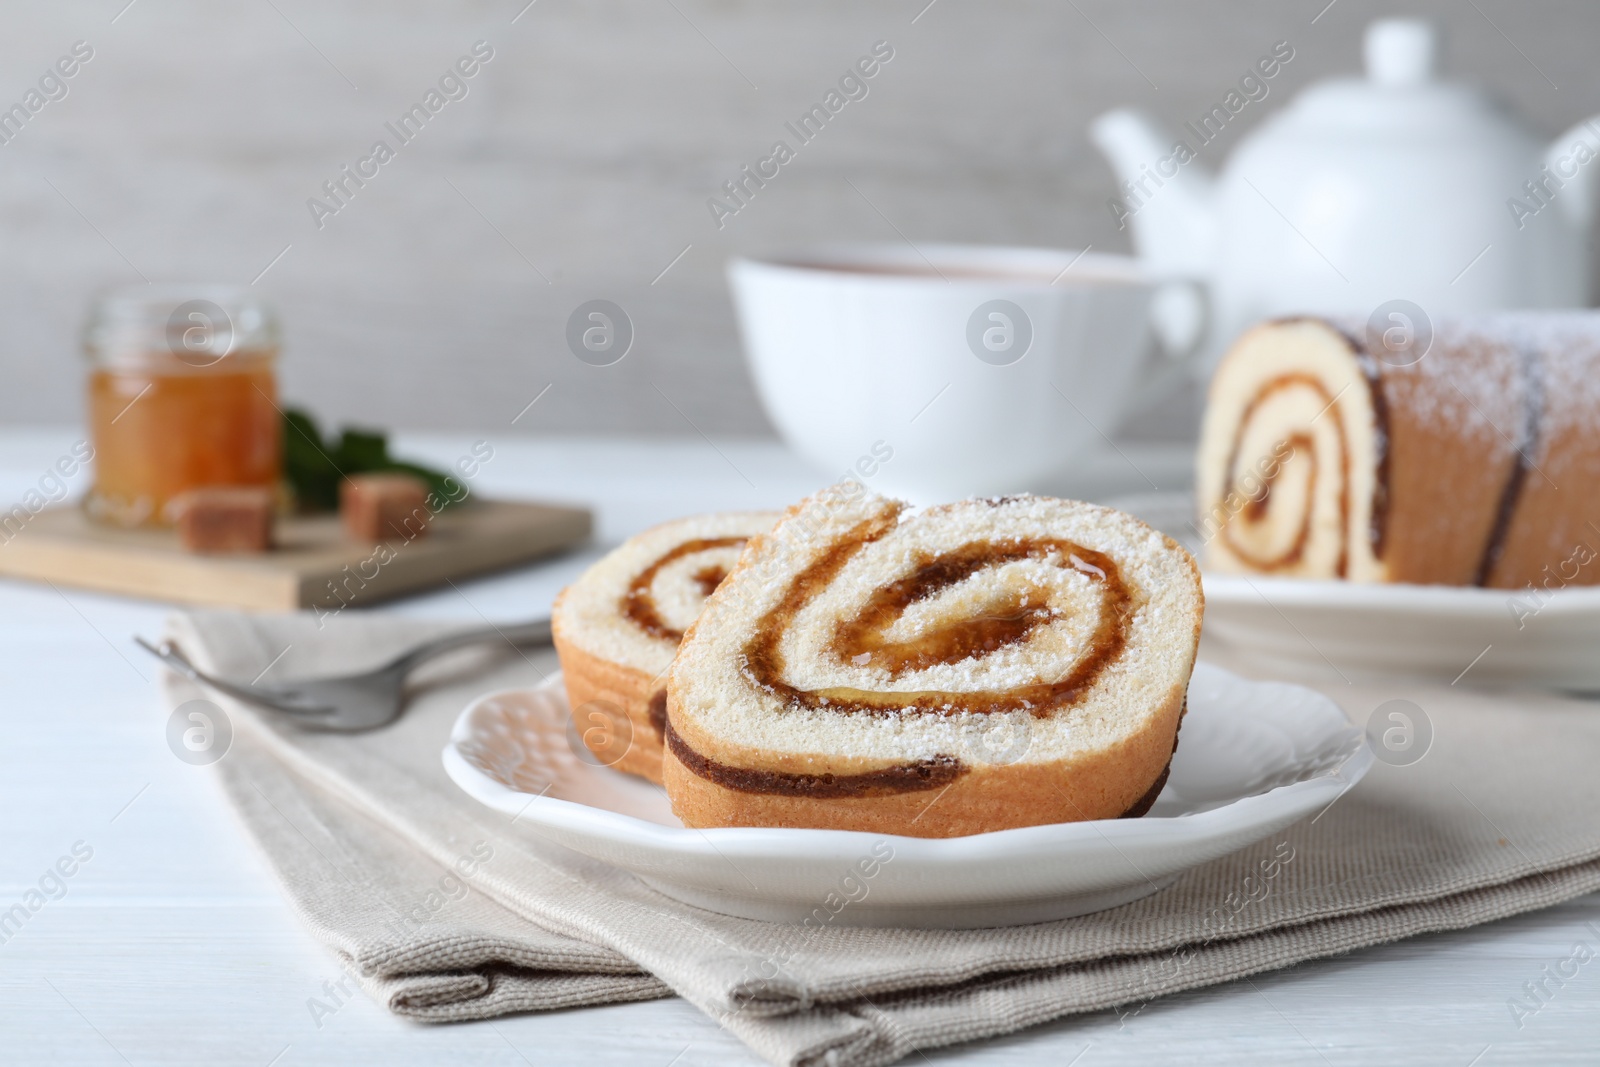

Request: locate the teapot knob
(1364, 18), (1436, 87)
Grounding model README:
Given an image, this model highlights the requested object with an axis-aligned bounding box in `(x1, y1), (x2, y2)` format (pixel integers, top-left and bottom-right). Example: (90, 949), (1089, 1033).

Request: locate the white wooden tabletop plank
(0, 430), (1594, 1065)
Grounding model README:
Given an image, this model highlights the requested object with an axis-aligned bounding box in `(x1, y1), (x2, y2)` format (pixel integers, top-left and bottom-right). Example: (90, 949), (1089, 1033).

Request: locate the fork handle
(386, 617), (553, 674)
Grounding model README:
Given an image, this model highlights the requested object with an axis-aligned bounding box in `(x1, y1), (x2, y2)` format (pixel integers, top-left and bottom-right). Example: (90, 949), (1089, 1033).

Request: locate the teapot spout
(1544, 117), (1600, 230)
(1090, 108), (1218, 276)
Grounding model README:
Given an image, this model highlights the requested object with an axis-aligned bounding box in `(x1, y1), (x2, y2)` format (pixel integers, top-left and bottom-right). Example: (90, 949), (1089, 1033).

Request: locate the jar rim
(84, 283), (280, 365)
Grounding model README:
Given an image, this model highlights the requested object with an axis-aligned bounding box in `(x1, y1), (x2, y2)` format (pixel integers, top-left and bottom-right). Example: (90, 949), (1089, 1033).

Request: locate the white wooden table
(1, 429), (1594, 1066)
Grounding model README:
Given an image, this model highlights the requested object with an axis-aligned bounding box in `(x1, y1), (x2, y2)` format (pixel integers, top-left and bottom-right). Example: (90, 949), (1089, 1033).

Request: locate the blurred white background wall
(2, 0), (1597, 436)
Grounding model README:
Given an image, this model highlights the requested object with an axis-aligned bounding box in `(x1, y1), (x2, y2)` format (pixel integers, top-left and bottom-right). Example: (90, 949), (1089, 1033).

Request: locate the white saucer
(1108, 490), (1600, 691)
(441, 664), (1370, 928)
(1202, 574), (1600, 690)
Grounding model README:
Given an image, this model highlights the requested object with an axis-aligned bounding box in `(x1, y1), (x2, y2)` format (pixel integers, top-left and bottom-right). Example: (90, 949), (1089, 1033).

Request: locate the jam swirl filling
(740, 522), (1135, 717)
(623, 536), (746, 641)
(1220, 373), (1350, 576)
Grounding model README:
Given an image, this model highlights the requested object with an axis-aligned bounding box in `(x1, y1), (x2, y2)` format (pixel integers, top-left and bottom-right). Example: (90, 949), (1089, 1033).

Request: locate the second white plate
(442, 664), (1370, 928)
(1110, 490), (1600, 691)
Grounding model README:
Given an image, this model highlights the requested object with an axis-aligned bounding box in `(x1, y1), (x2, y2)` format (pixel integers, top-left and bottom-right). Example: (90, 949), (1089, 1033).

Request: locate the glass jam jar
(84, 285), (282, 527)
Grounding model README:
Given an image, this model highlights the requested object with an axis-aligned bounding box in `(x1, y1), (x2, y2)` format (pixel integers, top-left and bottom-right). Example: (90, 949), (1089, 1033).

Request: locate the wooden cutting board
(0, 499), (591, 611)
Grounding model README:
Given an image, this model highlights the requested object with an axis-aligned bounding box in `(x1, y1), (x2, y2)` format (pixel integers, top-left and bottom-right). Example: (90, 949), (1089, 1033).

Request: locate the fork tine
(133, 636), (336, 717)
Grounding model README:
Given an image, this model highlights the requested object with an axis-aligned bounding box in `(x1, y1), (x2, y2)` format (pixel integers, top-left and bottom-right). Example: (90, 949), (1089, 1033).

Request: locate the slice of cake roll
(663, 489), (1203, 837)
(552, 511), (780, 782)
(1198, 315), (1600, 588)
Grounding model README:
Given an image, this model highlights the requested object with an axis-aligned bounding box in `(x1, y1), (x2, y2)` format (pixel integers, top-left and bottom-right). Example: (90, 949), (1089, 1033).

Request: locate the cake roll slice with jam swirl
(1198, 315), (1600, 588)
(663, 489), (1203, 837)
(552, 511), (780, 782)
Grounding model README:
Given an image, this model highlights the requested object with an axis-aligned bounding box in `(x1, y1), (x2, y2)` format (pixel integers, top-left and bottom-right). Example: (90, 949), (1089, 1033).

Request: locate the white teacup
(728, 243), (1203, 503)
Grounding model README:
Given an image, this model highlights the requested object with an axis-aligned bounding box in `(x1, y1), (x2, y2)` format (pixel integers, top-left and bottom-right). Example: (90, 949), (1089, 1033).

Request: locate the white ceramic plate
(442, 664), (1370, 928)
(1108, 490), (1600, 691)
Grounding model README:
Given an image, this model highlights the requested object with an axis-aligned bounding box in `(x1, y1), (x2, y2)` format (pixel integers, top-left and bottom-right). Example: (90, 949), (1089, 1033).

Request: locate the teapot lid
(1364, 18), (1435, 87)
(1277, 18), (1527, 138)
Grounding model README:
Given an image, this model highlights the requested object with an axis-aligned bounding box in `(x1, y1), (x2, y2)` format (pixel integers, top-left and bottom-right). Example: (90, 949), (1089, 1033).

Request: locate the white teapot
(1091, 17), (1600, 362)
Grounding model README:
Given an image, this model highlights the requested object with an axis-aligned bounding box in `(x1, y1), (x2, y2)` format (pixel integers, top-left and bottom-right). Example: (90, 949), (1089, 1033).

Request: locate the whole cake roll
(1197, 315), (1600, 588)
(663, 487), (1203, 838)
(552, 511), (779, 782)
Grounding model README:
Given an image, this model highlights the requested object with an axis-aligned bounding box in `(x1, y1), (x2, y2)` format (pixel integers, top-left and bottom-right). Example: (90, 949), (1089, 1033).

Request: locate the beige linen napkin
(163, 609), (1600, 1067)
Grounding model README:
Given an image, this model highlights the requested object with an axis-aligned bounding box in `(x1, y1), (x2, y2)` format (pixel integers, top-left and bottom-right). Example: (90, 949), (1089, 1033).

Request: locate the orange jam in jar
(84, 286), (282, 527)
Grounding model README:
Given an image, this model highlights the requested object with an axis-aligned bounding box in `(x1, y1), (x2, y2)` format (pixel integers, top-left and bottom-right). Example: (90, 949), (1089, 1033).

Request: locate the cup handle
(1127, 276), (1209, 412)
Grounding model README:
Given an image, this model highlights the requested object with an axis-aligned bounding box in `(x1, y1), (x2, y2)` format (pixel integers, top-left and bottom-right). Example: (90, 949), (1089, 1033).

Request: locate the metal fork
(134, 618), (552, 732)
